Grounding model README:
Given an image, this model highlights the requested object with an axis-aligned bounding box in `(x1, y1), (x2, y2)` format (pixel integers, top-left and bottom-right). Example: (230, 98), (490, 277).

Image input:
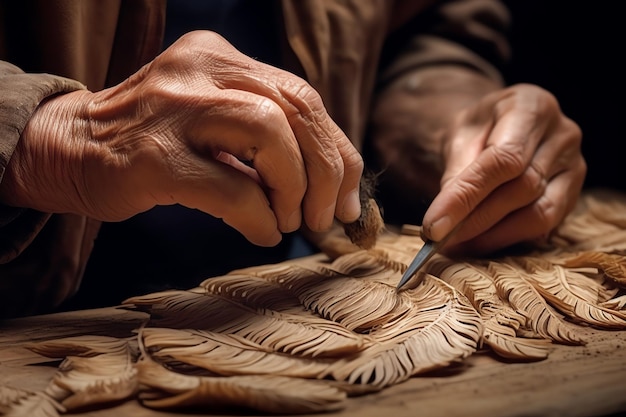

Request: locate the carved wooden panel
(2, 190), (625, 416)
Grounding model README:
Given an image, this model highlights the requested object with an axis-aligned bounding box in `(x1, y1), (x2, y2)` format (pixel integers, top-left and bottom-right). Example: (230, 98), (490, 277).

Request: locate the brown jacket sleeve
(0, 61), (100, 317)
(378, 0), (510, 89)
(363, 0), (512, 225)
(0, 0), (165, 317)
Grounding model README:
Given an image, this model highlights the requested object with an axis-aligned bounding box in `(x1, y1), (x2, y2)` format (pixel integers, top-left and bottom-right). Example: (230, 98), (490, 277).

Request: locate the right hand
(0, 31), (364, 247)
(421, 83), (585, 256)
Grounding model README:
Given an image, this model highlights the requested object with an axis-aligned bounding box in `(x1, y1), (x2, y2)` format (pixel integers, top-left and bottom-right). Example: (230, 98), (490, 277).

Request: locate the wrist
(0, 90), (92, 214)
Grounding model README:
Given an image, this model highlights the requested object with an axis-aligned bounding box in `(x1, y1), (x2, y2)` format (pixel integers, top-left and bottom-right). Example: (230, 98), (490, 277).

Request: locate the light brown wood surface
(1, 305), (625, 417)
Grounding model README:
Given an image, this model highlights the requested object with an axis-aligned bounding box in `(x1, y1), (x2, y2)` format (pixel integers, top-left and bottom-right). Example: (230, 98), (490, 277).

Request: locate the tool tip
(395, 273), (412, 292)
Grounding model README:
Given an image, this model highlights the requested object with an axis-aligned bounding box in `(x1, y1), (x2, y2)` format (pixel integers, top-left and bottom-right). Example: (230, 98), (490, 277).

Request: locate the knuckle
(316, 152), (345, 181)
(577, 157), (588, 179)
(284, 78), (325, 120)
(290, 78), (323, 106)
(176, 30), (227, 52)
(471, 207), (497, 235)
(252, 97), (284, 125)
(532, 195), (560, 231)
(501, 84), (560, 118)
(561, 116), (583, 146)
(452, 176), (484, 211)
(491, 144), (527, 178)
(521, 164), (548, 197)
(345, 150), (365, 176)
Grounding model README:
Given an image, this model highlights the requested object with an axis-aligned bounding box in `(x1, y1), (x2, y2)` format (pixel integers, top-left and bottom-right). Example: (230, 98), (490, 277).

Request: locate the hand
(0, 31), (363, 247)
(422, 83), (586, 256)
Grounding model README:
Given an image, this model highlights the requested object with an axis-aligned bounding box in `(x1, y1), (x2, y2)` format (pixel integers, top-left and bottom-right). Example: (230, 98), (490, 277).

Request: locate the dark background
(502, 1), (623, 191)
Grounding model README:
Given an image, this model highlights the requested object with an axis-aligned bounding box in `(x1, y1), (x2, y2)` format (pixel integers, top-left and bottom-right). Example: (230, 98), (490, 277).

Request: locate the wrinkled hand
(423, 83), (586, 255)
(1, 31), (363, 246)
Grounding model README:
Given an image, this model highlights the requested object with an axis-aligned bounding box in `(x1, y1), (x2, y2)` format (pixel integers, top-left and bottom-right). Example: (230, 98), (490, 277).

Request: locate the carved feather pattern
(327, 249), (401, 278)
(22, 336), (138, 412)
(512, 257), (626, 328)
(549, 190), (626, 253)
(2, 189), (625, 415)
(197, 274), (306, 312)
(327, 275), (481, 386)
(135, 355), (347, 414)
(137, 273), (481, 391)
(0, 386), (64, 417)
(554, 252), (626, 288)
(424, 258), (552, 359)
(488, 262), (586, 345)
(141, 327), (335, 378)
(125, 290), (365, 357)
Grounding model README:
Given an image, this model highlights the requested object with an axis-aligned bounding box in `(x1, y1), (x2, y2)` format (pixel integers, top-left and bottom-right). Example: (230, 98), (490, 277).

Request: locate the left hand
(422, 83), (586, 256)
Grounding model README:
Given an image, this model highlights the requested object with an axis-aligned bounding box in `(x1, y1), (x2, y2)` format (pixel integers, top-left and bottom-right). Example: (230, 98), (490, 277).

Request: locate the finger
(447, 162), (547, 247)
(245, 76), (363, 230)
(449, 115), (583, 244)
(211, 57), (363, 229)
(286, 104), (363, 230)
(439, 107), (494, 185)
(448, 166), (583, 256)
(168, 152), (282, 247)
(423, 99), (552, 242)
(188, 88), (307, 234)
(530, 115), (584, 181)
(214, 151), (262, 184)
(333, 126), (364, 223)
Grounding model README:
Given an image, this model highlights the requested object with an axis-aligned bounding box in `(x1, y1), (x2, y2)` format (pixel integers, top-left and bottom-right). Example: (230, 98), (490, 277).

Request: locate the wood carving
(1, 189), (625, 416)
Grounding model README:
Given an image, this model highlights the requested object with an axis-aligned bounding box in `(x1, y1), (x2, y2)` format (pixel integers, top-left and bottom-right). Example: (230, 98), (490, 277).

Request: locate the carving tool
(396, 220), (464, 291)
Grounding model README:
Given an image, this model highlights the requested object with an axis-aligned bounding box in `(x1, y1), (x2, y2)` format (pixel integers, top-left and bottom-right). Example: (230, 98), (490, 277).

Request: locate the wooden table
(1, 305), (625, 417)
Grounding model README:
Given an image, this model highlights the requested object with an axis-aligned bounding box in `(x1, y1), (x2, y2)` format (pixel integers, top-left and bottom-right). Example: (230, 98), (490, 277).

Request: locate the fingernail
(424, 215), (452, 242)
(268, 229), (282, 246)
(284, 209), (302, 233)
(341, 189), (361, 222)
